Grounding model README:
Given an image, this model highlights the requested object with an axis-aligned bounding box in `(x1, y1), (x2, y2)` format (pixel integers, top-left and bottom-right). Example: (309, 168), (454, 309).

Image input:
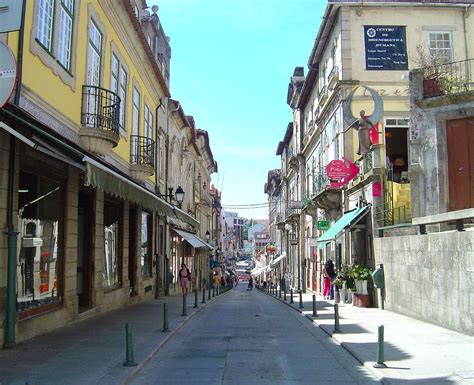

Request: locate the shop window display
(103, 198), (121, 287)
(141, 211), (152, 277)
(17, 171), (63, 312)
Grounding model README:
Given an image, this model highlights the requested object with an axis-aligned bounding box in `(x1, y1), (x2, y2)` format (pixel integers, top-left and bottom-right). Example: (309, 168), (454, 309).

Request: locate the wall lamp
(205, 230), (210, 241)
(158, 186), (185, 208)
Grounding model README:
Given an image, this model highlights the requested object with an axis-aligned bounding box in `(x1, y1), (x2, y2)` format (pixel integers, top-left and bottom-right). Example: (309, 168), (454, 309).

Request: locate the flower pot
(423, 77), (442, 98)
(339, 288), (347, 303)
(355, 279), (368, 295)
(347, 291), (353, 304)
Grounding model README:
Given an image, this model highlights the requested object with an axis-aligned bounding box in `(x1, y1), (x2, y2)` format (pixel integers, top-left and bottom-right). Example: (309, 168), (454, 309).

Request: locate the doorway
(77, 190), (94, 311)
(447, 117), (474, 211)
(129, 206), (138, 296)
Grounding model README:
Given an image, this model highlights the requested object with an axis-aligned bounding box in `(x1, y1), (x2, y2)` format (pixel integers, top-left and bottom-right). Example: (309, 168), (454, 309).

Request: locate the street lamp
(205, 230), (210, 242)
(158, 186), (185, 209)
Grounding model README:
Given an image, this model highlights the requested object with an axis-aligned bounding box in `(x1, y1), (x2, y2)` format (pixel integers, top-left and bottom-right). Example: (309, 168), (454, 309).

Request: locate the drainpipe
(154, 99), (163, 299)
(4, 0), (26, 348)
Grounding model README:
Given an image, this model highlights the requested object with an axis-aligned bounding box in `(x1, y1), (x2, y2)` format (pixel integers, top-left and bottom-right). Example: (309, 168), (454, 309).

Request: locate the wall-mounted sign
(0, 1), (24, 33)
(317, 220), (330, 230)
(326, 157), (360, 188)
(0, 41), (17, 108)
(364, 26), (408, 71)
(372, 181), (382, 197)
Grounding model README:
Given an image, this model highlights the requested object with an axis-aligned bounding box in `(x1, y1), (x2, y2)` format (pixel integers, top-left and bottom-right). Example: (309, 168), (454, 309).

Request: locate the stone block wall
(374, 231), (473, 335)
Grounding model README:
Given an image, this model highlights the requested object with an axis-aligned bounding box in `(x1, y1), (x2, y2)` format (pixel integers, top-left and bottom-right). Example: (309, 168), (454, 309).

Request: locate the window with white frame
(57, 0), (74, 70)
(132, 87), (140, 137)
(110, 54), (128, 130)
(428, 32), (453, 64)
(144, 104), (153, 139)
(87, 20), (102, 86)
(36, 0), (55, 51)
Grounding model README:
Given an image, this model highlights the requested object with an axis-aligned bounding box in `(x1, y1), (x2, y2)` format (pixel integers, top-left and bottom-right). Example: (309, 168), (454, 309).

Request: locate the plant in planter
(351, 265), (373, 295)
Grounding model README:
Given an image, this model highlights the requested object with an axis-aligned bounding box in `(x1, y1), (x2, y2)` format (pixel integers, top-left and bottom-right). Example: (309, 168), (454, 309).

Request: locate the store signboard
(317, 220), (330, 230)
(0, 1), (24, 33)
(0, 41), (17, 108)
(326, 158), (360, 188)
(364, 25), (408, 71)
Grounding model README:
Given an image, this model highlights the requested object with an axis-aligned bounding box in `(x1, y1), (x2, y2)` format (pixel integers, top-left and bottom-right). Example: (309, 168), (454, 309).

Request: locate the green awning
(84, 157), (199, 228)
(317, 206), (370, 249)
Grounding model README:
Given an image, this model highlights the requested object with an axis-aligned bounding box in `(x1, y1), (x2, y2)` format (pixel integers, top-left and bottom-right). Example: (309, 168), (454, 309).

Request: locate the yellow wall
(7, 1), (166, 173)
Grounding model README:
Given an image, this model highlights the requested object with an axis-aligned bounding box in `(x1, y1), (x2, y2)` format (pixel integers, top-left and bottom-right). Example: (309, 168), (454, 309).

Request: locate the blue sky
(152, 0), (326, 219)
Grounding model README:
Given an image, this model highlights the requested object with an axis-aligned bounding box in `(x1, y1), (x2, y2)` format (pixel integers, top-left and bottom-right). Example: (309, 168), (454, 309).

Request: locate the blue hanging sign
(364, 26), (408, 71)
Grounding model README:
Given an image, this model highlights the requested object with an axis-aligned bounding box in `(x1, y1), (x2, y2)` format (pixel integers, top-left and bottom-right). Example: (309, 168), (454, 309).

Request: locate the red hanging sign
(326, 157), (360, 188)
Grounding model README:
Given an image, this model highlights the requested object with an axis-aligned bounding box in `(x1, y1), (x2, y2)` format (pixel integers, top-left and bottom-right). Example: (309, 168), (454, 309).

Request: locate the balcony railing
(312, 169), (330, 197)
(328, 66), (339, 89)
(81, 85), (121, 133)
(421, 58), (474, 98)
(319, 85), (328, 105)
(130, 135), (155, 167)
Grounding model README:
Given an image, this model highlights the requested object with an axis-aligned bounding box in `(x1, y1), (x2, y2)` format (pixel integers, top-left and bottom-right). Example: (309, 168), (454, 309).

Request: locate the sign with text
(372, 181), (382, 197)
(364, 26), (408, 71)
(326, 158), (360, 188)
(317, 220), (330, 230)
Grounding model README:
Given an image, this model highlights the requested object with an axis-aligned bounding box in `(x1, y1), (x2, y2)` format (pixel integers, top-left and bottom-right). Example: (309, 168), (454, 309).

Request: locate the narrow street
(129, 286), (380, 385)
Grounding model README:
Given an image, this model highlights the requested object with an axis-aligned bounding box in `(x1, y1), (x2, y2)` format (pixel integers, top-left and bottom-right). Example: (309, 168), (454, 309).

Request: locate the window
(103, 198), (121, 288)
(57, 0), (74, 70)
(17, 171), (63, 314)
(141, 211), (152, 277)
(428, 32), (453, 64)
(132, 87), (140, 136)
(111, 54), (128, 130)
(87, 20), (102, 86)
(36, 0), (55, 51)
(144, 104), (153, 139)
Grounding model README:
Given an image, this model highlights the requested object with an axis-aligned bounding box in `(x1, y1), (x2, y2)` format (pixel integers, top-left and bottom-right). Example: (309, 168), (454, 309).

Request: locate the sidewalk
(0, 287), (227, 385)
(261, 287), (474, 385)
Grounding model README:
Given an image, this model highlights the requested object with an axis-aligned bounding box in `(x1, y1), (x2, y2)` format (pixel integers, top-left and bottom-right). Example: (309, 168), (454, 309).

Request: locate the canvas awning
(174, 229), (212, 250)
(83, 157), (199, 228)
(270, 252), (286, 267)
(317, 206), (370, 249)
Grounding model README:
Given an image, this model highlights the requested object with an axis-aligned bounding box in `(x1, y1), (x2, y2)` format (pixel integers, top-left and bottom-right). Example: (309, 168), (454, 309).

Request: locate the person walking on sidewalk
(178, 263), (191, 296)
(323, 260), (335, 299)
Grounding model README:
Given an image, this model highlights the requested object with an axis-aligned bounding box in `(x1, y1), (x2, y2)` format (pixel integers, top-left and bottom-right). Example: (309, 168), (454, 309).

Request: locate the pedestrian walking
(178, 263), (191, 296)
(323, 260), (335, 300)
(213, 273), (220, 288)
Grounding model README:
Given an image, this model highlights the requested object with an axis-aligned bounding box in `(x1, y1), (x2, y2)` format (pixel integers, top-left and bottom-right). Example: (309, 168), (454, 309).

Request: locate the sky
(151, 0), (327, 219)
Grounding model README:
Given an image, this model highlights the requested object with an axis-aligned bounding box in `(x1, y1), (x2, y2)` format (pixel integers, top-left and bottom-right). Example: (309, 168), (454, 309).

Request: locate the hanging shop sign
(0, 41), (17, 109)
(372, 181), (382, 197)
(326, 157), (360, 188)
(317, 220), (330, 230)
(364, 25), (408, 71)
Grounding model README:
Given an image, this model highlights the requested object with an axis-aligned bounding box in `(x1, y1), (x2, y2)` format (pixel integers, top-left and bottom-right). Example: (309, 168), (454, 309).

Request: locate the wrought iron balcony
(80, 85), (121, 155)
(311, 168), (342, 211)
(420, 58), (474, 99)
(312, 169), (330, 197)
(130, 135), (155, 181)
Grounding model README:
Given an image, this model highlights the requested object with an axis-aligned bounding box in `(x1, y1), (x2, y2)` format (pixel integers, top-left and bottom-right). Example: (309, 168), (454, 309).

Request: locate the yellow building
(0, 1), (215, 346)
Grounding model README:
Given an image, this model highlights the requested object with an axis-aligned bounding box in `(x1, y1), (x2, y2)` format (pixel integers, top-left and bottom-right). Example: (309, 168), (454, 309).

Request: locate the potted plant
(351, 265), (373, 295)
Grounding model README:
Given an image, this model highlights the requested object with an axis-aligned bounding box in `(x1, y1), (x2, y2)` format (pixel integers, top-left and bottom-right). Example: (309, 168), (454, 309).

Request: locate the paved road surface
(128, 286), (380, 385)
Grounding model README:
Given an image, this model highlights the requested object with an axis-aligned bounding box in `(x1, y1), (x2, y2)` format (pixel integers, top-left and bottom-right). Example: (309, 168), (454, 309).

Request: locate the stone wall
(374, 231), (473, 335)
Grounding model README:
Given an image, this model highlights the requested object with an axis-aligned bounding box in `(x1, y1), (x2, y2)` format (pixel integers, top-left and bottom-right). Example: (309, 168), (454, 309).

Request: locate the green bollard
(194, 288), (199, 308)
(123, 323), (137, 366)
(182, 294), (187, 316)
(208, 285), (211, 300)
(279, 286), (282, 298)
(202, 285), (206, 304)
(373, 325), (387, 368)
(284, 289), (287, 301)
(290, 288), (294, 304)
(162, 302), (170, 332)
(212, 287), (215, 297)
(333, 303), (340, 333)
(299, 290), (304, 309)
(312, 294), (318, 317)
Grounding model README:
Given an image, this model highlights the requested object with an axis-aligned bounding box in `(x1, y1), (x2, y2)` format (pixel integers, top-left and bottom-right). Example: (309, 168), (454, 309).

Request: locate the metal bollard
(299, 290), (304, 309)
(202, 285), (206, 304)
(162, 303), (170, 332)
(182, 294), (187, 316)
(194, 288), (199, 308)
(284, 289), (287, 301)
(290, 288), (294, 304)
(333, 303), (340, 333)
(279, 287), (282, 298)
(208, 285), (211, 300)
(312, 294), (318, 317)
(373, 325), (387, 368)
(212, 287), (215, 297)
(123, 323), (137, 366)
